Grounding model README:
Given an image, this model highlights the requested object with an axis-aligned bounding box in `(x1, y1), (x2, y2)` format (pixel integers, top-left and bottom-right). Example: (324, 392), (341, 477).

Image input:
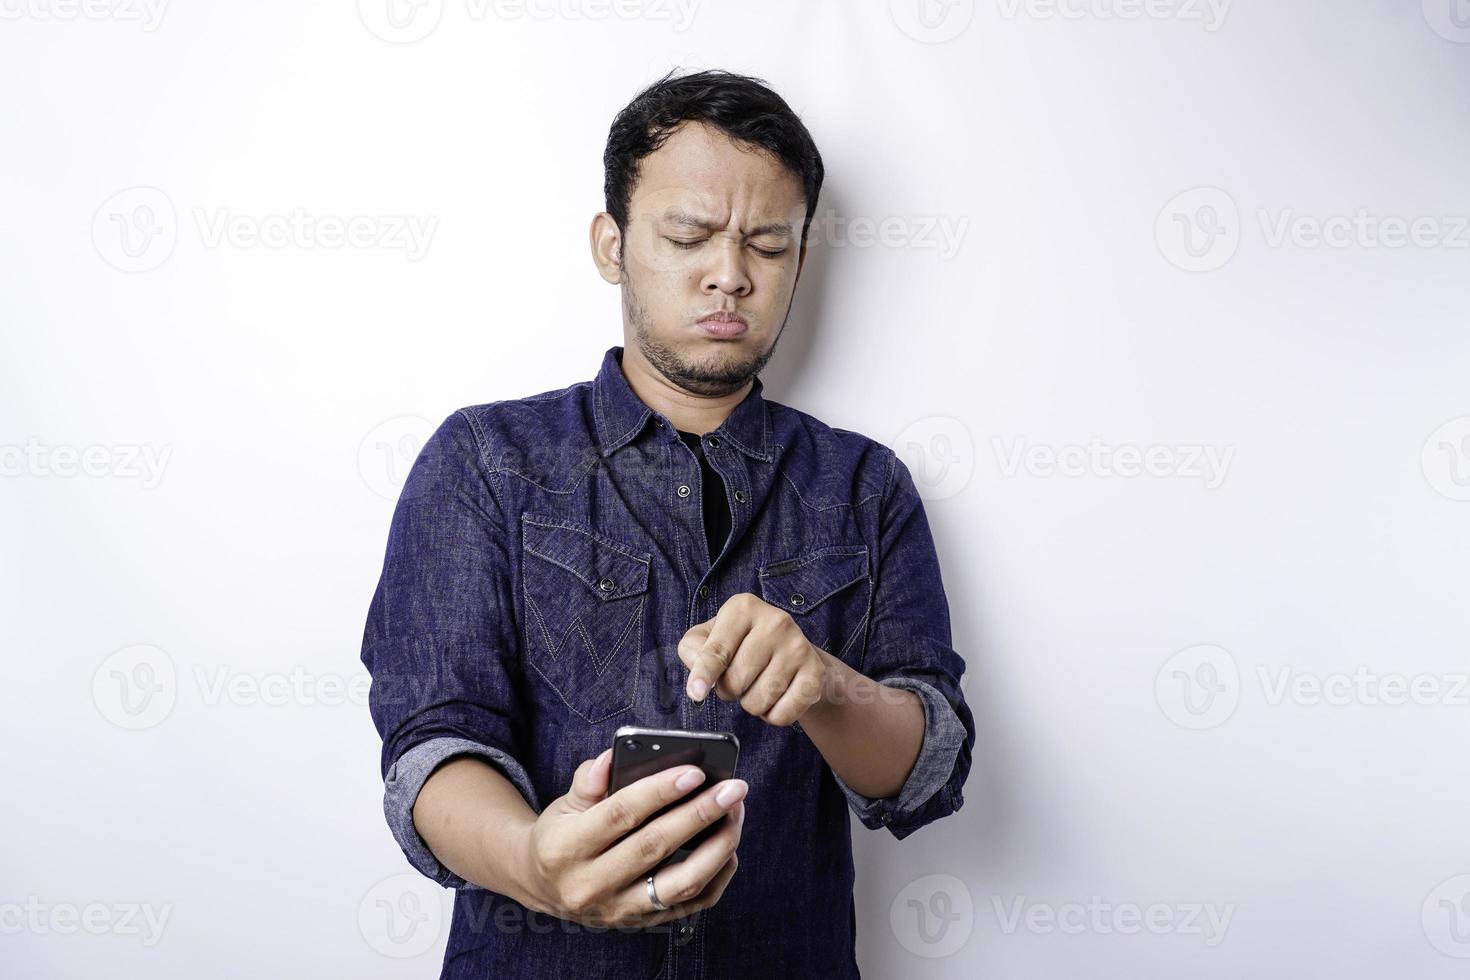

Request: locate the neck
(619, 345), (750, 436)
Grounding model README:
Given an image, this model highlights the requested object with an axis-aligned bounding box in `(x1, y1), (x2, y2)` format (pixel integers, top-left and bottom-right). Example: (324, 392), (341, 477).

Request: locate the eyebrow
(660, 208), (793, 239)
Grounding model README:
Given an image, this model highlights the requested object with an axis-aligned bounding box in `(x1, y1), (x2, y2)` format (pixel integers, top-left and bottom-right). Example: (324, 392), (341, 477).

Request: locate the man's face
(607, 121), (808, 398)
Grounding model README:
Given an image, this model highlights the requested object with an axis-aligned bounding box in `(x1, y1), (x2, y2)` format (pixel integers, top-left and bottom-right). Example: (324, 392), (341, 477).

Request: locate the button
(880, 812), (892, 825)
(707, 435), (721, 449)
(697, 585), (711, 599)
(675, 922), (695, 945)
(655, 417), (665, 427)
(789, 592), (806, 607)
(598, 577), (615, 592)
(677, 485), (691, 498)
(733, 489), (747, 504)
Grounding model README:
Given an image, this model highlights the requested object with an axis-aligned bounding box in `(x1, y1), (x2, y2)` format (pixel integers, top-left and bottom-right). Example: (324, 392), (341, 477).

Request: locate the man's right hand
(509, 748), (747, 928)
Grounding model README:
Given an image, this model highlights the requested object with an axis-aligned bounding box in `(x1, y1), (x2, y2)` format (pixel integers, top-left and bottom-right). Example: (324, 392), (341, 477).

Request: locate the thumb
(562, 747), (613, 812)
(676, 621), (713, 671)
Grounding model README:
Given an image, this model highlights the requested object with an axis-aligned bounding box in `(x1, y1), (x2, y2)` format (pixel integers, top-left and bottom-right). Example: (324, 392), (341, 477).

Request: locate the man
(361, 68), (974, 978)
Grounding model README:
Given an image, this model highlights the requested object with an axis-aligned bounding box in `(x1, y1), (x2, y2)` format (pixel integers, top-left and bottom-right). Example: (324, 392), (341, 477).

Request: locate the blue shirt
(360, 345), (975, 978)
(675, 427), (731, 562)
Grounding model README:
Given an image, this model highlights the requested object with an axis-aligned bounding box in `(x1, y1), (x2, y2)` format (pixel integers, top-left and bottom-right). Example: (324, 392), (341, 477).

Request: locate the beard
(621, 268), (786, 398)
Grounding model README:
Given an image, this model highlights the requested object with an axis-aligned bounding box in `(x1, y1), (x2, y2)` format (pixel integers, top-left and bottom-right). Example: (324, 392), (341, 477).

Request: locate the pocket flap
(759, 545), (870, 615)
(522, 516), (651, 601)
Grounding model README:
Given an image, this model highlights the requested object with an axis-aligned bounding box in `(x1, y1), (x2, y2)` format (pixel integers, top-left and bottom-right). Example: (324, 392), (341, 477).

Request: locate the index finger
(578, 763), (710, 857)
(680, 601), (754, 702)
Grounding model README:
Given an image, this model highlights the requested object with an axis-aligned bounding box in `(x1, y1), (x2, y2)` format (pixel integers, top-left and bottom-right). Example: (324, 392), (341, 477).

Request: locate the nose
(700, 238), (751, 298)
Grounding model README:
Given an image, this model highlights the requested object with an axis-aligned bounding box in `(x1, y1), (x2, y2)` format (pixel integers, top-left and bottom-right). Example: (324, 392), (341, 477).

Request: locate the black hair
(602, 68), (825, 246)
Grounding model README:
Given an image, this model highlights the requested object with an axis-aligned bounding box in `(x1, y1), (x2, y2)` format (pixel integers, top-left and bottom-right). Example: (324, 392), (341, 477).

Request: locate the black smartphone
(607, 725), (740, 870)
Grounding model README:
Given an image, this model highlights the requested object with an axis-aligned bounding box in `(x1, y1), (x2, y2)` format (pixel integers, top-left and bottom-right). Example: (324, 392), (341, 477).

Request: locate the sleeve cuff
(829, 678), (965, 832)
(383, 737), (541, 889)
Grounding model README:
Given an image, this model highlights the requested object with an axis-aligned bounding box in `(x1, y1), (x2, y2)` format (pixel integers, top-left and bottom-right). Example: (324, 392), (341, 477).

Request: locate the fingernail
(674, 768), (705, 792)
(716, 779), (747, 809)
(688, 677), (709, 702)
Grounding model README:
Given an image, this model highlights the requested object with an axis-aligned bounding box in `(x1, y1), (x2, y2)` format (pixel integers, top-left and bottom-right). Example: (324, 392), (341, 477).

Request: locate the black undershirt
(676, 429), (732, 563)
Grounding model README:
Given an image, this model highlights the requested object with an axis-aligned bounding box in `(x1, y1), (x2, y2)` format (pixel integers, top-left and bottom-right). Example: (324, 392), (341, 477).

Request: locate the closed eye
(665, 237), (787, 258)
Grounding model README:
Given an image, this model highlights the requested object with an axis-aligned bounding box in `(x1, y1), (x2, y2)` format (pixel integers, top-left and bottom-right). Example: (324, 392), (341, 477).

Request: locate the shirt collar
(593, 345), (772, 462)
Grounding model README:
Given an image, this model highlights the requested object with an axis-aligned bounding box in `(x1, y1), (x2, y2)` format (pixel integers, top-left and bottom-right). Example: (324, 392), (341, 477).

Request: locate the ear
(590, 212), (623, 284)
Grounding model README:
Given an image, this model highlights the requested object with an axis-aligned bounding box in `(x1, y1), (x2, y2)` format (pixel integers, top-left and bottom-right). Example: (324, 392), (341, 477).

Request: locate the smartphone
(607, 725), (740, 870)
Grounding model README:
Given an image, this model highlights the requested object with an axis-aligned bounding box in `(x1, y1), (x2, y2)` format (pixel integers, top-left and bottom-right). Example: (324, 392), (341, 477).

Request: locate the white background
(4, 1), (1470, 976)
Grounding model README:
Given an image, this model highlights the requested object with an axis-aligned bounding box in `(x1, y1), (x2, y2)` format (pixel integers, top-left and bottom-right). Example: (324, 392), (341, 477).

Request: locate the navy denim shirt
(361, 346), (975, 979)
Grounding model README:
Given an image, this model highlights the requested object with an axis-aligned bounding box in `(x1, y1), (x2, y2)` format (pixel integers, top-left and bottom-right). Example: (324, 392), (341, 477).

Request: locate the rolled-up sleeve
(829, 450), (975, 839)
(360, 410), (540, 888)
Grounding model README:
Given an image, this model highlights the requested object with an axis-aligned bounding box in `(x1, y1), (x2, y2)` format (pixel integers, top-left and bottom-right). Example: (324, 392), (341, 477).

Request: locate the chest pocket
(521, 515), (650, 723)
(758, 545), (871, 661)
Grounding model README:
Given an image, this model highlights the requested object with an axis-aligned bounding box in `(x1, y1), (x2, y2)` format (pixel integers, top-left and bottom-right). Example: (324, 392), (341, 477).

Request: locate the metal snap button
(598, 578), (615, 592)
(676, 922), (695, 944)
(697, 585), (711, 598)
(707, 435), (721, 448)
(677, 485), (691, 498)
(733, 489), (747, 504)
(789, 592), (806, 607)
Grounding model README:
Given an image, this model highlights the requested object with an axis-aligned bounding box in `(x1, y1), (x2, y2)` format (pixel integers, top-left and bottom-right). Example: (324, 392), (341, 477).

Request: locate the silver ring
(646, 872), (671, 912)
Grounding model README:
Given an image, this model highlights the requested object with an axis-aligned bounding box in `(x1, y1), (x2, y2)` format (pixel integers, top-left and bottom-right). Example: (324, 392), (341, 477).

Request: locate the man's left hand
(676, 593), (831, 727)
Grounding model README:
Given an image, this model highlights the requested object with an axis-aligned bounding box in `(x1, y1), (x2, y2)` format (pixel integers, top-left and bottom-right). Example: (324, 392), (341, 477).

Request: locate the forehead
(629, 121), (806, 230)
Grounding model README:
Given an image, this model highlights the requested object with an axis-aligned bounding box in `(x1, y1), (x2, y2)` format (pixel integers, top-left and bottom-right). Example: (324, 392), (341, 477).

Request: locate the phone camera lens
(623, 738), (642, 752)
